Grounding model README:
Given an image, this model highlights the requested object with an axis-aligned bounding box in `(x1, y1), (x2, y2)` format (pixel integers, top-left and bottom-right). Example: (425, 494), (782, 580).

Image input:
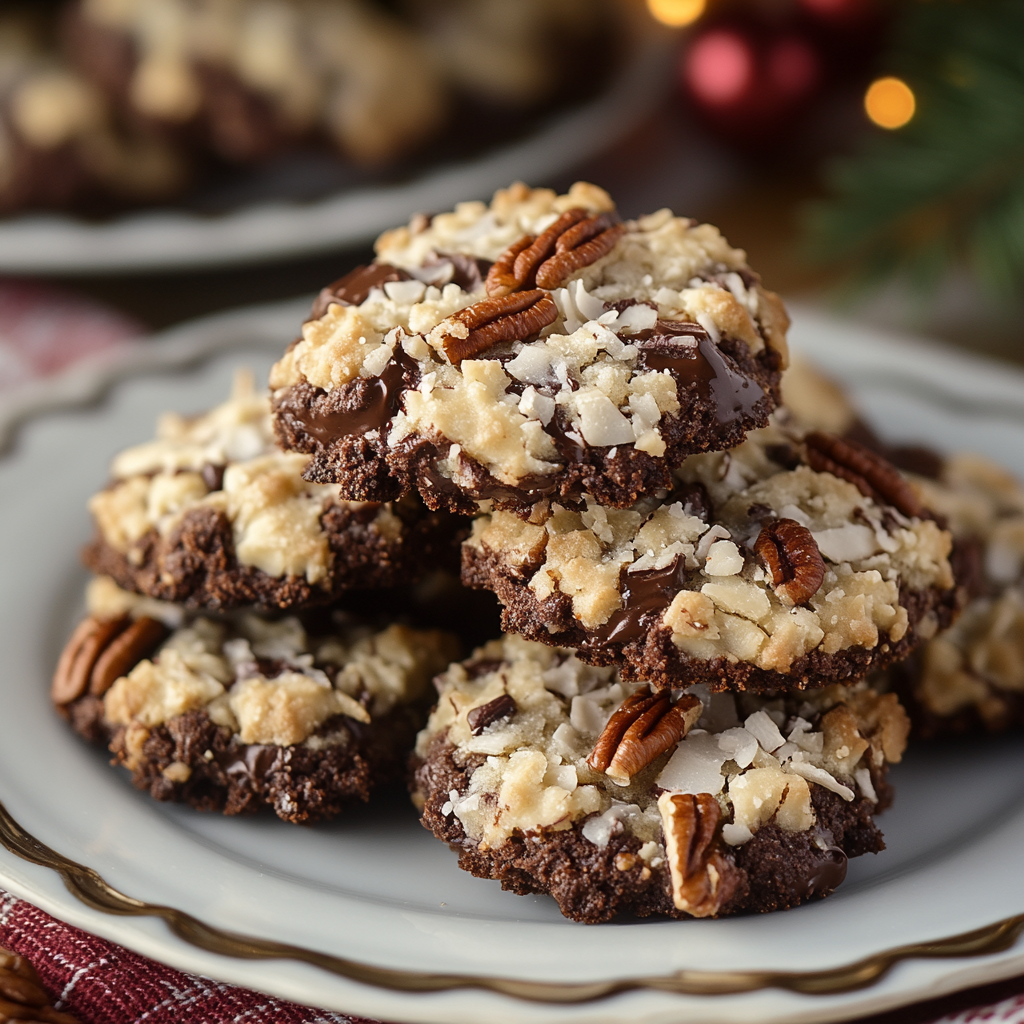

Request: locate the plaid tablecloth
(2, 278), (1022, 1024)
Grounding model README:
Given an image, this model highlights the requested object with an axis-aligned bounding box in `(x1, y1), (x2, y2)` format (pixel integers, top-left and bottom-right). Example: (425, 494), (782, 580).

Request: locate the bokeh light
(684, 30), (754, 106)
(864, 76), (916, 128)
(647, 0), (706, 28)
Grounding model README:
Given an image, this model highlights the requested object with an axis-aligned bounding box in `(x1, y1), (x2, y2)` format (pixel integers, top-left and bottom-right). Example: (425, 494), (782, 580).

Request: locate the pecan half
(658, 791), (738, 917)
(805, 432), (925, 519)
(89, 616), (168, 696)
(534, 216), (625, 290)
(438, 289), (557, 364)
(485, 208), (625, 296)
(0, 944), (80, 1023)
(754, 518), (826, 606)
(51, 615), (129, 705)
(587, 686), (702, 785)
(467, 693), (517, 735)
(51, 615), (167, 705)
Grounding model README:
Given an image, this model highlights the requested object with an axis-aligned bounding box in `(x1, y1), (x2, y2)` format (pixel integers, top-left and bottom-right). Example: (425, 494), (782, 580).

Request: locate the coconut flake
(786, 761), (855, 801)
(812, 524), (879, 563)
(744, 710), (785, 752)
(581, 802), (642, 847)
(717, 727), (758, 768)
(721, 822), (754, 846)
(655, 731), (728, 795)
(855, 767), (877, 803)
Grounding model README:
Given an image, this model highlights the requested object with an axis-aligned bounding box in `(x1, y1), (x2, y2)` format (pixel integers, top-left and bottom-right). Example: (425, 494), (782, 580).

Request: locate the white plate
(0, 26), (669, 275)
(2, 302), (1024, 1024)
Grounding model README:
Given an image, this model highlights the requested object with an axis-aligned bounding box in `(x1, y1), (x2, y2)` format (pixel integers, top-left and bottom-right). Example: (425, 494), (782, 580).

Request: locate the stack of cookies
(54, 182), (964, 922)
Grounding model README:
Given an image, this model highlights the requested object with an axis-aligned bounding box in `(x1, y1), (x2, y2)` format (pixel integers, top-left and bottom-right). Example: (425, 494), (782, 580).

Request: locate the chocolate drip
(310, 263), (411, 319)
(636, 321), (765, 426)
(793, 839), (848, 898)
(292, 350), (418, 444)
(590, 556), (688, 645)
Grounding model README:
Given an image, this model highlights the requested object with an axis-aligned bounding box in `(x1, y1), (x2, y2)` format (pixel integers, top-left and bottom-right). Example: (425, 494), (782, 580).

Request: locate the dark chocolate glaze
(291, 350), (418, 444)
(589, 556), (688, 645)
(310, 263), (411, 319)
(636, 321), (765, 426)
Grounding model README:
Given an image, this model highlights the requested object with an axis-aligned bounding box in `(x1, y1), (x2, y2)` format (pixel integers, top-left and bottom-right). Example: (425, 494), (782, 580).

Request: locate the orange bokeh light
(647, 0), (706, 28)
(864, 76), (916, 129)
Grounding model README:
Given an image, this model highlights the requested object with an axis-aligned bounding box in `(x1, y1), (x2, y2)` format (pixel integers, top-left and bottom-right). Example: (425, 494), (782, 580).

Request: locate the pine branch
(805, 0), (1024, 299)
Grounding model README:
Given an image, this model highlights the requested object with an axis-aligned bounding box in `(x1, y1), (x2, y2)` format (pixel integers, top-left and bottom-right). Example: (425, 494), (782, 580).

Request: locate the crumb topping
(88, 374), (402, 583)
(416, 636), (905, 850)
(467, 425), (953, 670)
(102, 602), (458, 752)
(270, 182), (788, 488)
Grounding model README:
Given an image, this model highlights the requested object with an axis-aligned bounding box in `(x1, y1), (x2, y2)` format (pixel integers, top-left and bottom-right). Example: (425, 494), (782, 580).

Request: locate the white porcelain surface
(0, 33), (668, 275)
(1, 302), (1024, 1023)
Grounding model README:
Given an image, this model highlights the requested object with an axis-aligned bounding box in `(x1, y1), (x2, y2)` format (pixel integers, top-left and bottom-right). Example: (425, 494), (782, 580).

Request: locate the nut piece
(485, 208), (625, 296)
(89, 616), (169, 697)
(534, 217), (626, 290)
(587, 686), (702, 785)
(0, 943), (80, 1023)
(805, 432), (925, 519)
(438, 290), (558, 364)
(658, 791), (737, 918)
(753, 518), (826, 606)
(467, 693), (517, 735)
(486, 209), (589, 297)
(485, 235), (534, 297)
(51, 615), (129, 706)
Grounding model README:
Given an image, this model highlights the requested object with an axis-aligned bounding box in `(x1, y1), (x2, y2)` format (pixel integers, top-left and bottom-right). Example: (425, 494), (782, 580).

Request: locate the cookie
(412, 636), (907, 923)
(53, 577), (460, 823)
(0, 12), (189, 215)
(462, 424), (958, 692)
(271, 182), (789, 516)
(63, 0), (446, 166)
(878, 452), (1024, 735)
(83, 373), (460, 610)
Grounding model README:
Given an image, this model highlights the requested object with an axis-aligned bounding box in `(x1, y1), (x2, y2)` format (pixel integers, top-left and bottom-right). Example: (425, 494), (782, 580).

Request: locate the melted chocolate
(216, 744), (279, 787)
(294, 350), (418, 444)
(636, 321), (765, 426)
(590, 556), (688, 645)
(429, 251), (493, 291)
(794, 839), (848, 898)
(310, 264), (411, 319)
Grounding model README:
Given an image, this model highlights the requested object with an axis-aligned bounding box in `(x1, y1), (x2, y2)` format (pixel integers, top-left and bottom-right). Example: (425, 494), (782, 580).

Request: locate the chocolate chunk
(467, 694), (517, 734)
(886, 445), (944, 480)
(201, 462), (226, 492)
(310, 264), (411, 320)
(589, 557), (688, 646)
(427, 251), (494, 292)
(670, 481), (713, 522)
(765, 443), (802, 470)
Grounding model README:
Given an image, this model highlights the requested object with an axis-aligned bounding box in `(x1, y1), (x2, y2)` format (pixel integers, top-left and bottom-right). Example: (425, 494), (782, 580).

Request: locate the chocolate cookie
(83, 373), (460, 610)
(54, 577), (459, 823)
(62, 0), (446, 166)
(0, 11), (189, 215)
(271, 182), (789, 516)
(412, 636), (907, 923)
(878, 452), (1024, 736)
(462, 424), (958, 692)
